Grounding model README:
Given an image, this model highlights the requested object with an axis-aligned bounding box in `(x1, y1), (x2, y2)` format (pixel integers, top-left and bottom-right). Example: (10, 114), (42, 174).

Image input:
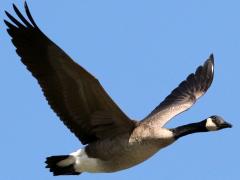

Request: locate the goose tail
(45, 155), (81, 176)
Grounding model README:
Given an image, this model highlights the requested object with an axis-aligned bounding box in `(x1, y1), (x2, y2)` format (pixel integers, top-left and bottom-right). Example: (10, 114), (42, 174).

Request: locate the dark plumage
(5, 2), (231, 176)
(46, 156), (81, 176)
(5, 2), (135, 145)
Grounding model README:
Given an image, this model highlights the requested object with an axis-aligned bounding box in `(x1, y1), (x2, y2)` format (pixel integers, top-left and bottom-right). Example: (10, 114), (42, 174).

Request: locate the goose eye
(212, 118), (223, 125)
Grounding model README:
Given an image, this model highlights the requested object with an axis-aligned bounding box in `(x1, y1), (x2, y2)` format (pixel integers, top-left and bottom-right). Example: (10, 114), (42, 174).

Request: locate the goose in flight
(4, 2), (232, 176)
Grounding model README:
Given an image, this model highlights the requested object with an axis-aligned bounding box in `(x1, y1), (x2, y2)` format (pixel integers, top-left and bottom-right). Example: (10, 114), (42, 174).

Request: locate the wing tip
(203, 53), (214, 76)
(200, 54), (215, 93)
(208, 53), (214, 65)
(205, 53), (214, 66)
(12, 3), (17, 10)
(3, 19), (12, 29)
(5, 1), (38, 29)
(4, 10), (11, 18)
(24, 1), (38, 28)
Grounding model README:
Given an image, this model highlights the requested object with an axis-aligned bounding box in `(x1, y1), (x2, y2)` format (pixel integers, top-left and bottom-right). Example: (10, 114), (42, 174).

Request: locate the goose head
(205, 115), (232, 131)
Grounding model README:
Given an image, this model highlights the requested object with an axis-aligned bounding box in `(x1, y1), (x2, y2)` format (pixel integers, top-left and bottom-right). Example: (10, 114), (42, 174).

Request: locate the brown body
(85, 125), (174, 172)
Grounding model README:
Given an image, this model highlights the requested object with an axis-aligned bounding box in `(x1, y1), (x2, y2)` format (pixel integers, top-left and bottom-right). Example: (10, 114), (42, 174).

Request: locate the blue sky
(1, 0), (239, 179)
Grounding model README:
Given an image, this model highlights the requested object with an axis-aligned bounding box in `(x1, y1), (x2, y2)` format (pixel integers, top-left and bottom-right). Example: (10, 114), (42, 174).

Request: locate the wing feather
(142, 55), (214, 127)
(5, 2), (135, 144)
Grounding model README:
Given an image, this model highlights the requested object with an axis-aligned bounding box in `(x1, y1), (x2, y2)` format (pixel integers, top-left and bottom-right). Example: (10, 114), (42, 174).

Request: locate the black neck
(170, 120), (207, 140)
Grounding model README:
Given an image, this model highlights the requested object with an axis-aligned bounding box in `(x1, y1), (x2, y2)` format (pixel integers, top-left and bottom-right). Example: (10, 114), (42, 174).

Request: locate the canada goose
(4, 2), (232, 176)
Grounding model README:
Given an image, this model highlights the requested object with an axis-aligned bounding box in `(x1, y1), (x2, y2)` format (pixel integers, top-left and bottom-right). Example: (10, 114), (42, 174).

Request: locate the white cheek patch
(206, 118), (218, 131)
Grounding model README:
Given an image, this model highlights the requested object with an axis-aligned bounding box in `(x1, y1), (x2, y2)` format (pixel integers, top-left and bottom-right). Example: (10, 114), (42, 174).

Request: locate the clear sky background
(1, 0), (239, 179)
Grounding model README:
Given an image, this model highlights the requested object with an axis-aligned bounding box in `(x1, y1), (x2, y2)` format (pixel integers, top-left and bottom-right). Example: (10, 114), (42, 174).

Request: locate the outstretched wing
(142, 55), (214, 127)
(4, 2), (135, 145)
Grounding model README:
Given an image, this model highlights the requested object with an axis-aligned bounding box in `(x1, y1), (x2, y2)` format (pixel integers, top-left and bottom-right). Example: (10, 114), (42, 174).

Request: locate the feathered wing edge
(142, 55), (214, 127)
(4, 2), (136, 145)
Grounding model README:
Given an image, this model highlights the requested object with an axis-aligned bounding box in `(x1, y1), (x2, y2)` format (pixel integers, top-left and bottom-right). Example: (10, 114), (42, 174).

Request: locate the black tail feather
(45, 155), (81, 176)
